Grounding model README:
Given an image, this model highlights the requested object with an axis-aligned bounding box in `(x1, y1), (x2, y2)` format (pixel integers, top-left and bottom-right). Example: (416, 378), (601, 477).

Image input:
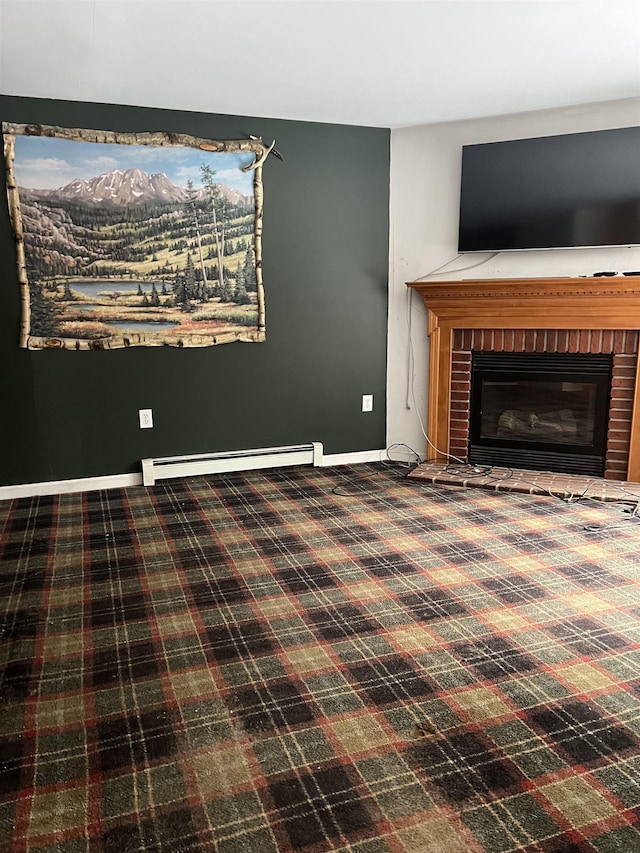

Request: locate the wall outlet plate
(139, 408), (153, 429)
(362, 394), (373, 412)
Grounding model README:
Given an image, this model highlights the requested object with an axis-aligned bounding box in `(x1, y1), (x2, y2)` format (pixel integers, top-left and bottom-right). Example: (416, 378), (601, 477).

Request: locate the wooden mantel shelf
(406, 276), (640, 482)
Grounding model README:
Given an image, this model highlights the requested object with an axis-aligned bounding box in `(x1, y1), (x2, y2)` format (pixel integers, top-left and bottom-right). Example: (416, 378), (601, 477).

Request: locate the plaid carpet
(1, 464), (640, 853)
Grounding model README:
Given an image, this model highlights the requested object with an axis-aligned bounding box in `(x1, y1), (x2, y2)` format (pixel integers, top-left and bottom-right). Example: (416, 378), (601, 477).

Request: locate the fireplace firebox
(468, 352), (613, 476)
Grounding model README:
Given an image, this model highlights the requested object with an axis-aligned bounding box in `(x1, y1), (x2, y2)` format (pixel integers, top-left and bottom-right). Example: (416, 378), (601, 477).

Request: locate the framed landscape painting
(2, 124), (269, 349)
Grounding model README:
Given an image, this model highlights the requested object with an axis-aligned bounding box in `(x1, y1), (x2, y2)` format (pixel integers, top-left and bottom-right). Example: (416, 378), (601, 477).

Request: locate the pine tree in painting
(242, 248), (256, 292)
(183, 254), (198, 302)
(29, 282), (60, 337)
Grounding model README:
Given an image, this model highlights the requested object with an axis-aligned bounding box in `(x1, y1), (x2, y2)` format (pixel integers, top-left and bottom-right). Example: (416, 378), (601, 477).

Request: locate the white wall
(388, 97), (640, 460)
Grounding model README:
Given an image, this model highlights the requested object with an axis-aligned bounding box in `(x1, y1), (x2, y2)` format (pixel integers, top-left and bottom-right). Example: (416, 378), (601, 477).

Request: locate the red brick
(451, 378), (471, 391)
(535, 330), (547, 352)
(489, 329), (502, 352)
(462, 330), (473, 350)
(609, 428), (633, 440)
(601, 330), (614, 352)
(606, 431), (630, 443)
(589, 329), (602, 353)
(625, 331), (639, 353)
(453, 330), (464, 349)
(613, 352), (636, 364)
(611, 388), (633, 400)
(450, 428), (470, 439)
(451, 360), (470, 370)
(605, 456), (629, 466)
(578, 330), (591, 353)
(611, 368), (636, 381)
(451, 380), (471, 390)
(605, 455), (629, 465)
(449, 434), (467, 445)
(606, 451), (630, 463)
(502, 329), (514, 352)
(605, 458), (629, 469)
(608, 427), (633, 440)
(608, 417), (633, 428)
(605, 467), (629, 479)
(513, 329), (525, 351)
(613, 330), (625, 352)
(611, 376), (635, 389)
(611, 374), (636, 386)
(451, 369), (471, 383)
(556, 329), (569, 352)
(449, 450), (467, 460)
(610, 385), (634, 395)
(606, 428), (630, 441)
(612, 368), (637, 381)
(568, 330), (579, 352)
(604, 470), (627, 481)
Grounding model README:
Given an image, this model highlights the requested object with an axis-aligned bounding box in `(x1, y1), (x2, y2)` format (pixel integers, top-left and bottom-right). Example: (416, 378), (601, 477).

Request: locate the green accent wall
(0, 97), (389, 485)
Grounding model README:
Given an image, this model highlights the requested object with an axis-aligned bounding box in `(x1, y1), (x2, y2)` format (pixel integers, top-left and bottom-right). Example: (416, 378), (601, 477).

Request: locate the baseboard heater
(142, 442), (324, 486)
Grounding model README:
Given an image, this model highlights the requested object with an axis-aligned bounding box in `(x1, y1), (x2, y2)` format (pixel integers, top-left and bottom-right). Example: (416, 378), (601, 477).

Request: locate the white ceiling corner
(0, 0), (639, 127)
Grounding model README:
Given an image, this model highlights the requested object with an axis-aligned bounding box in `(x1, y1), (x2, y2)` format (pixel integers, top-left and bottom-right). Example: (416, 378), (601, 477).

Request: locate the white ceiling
(1, 0), (639, 128)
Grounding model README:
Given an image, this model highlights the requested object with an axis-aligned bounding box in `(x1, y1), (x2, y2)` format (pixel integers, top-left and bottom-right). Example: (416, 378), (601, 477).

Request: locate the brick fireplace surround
(406, 276), (640, 482)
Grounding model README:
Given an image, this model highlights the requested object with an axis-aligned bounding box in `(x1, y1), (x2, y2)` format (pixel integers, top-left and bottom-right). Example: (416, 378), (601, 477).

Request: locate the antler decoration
(242, 139), (276, 173)
(241, 134), (284, 172)
(199, 134), (283, 172)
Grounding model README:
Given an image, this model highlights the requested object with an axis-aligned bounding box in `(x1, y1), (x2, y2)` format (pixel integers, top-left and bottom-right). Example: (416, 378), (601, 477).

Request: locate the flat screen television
(458, 126), (640, 252)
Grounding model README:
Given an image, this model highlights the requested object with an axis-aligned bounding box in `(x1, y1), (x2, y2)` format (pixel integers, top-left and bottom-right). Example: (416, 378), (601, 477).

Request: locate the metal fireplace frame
(468, 351), (613, 476)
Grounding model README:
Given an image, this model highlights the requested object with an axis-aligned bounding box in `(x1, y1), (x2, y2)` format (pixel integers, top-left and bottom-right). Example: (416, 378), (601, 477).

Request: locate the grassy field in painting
(23, 197), (260, 342)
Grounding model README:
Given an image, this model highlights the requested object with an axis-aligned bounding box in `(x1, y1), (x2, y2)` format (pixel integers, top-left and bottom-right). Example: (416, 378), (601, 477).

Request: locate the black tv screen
(458, 126), (640, 252)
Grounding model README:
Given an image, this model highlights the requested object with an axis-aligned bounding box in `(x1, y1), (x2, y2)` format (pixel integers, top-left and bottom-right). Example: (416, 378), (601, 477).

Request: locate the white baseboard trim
(0, 450), (387, 501)
(0, 473), (143, 501)
(320, 449), (387, 466)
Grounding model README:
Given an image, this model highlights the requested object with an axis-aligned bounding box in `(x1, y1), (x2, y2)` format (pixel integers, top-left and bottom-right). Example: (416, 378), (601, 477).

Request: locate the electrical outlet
(362, 394), (373, 412)
(139, 408), (153, 429)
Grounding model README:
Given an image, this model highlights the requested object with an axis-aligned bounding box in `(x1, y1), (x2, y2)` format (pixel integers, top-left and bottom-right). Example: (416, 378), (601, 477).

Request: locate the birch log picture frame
(2, 123), (270, 350)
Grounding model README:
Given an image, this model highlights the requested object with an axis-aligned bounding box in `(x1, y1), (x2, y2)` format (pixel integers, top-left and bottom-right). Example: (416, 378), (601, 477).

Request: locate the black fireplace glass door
(469, 353), (613, 476)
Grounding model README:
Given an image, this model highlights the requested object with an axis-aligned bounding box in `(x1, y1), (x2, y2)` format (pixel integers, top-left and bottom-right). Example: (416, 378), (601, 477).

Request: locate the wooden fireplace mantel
(406, 276), (640, 482)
